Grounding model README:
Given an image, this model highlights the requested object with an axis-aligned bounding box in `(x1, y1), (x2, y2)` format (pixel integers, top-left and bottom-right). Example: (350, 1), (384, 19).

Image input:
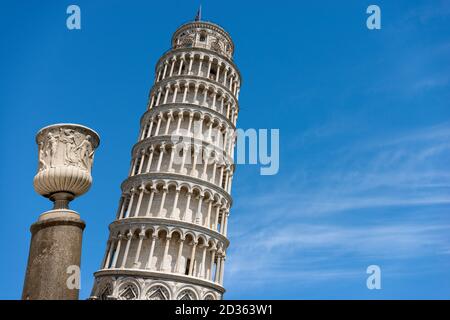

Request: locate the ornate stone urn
(23, 123), (100, 300)
(33, 124), (100, 209)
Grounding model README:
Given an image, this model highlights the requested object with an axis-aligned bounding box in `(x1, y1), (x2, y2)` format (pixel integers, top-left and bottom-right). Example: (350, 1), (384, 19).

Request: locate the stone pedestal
(22, 124), (99, 300)
(22, 210), (85, 300)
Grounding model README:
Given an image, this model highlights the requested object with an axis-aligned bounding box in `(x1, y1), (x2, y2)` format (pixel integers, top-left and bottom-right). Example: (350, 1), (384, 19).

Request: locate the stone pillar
(146, 235), (158, 270)
(133, 229), (146, 268)
(208, 248), (216, 281)
(22, 213), (86, 300)
(188, 241), (198, 276)
(22, 123), (100, 300)
(103, 239), (113, 269)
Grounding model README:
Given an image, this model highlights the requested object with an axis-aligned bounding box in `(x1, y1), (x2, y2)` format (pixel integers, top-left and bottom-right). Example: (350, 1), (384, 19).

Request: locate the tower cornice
(140, 103), (237, 130)
(94, 269), (226, 294)
(151, 74), (241, 105)
(108, 217), (230, 247)
(155, 47), (242, 84)
(130, 135), (235, 163)
(120, 172), (233, 205)
(171, 21), (234, 54)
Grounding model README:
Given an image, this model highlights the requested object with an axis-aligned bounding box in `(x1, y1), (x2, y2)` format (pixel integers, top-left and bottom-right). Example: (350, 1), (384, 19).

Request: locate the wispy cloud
(228, 222), (450, 284)
(237, 122), (450, 218)
(402, 1), (450, 24)
(229, 122), (450, 288)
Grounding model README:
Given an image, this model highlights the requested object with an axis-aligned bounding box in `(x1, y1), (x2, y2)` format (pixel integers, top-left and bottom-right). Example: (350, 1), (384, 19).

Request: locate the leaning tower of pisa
(90, 18), (241, 300)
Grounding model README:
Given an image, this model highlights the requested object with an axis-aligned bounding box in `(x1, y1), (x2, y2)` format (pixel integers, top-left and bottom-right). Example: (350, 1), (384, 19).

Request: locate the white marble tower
(90, 17), (241, 300)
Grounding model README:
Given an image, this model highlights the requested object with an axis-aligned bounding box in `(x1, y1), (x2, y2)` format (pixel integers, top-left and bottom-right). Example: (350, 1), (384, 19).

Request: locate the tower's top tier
(171, 21), (234, 59)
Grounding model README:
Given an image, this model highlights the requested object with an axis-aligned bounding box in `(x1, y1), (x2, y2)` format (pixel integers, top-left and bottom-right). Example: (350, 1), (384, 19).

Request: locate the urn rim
(36, 123), (100, 148)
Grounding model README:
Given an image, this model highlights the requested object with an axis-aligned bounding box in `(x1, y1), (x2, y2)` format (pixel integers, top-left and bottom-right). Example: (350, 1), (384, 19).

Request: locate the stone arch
(97, 282), (113, 300)
(169, 228), (184, 240)
(207, 238), (217, 249)
(145, 226), (156, 238)
(179, 182), (192, 194)
(117, 280), (140, 300)
(191, 185), (203, 195)
(203, 292), (216, 300)
(132, 226), (144, 237)
(213, 193), (221, 204)
(197, 234), (208, 246)
(143, 181), (153, 192)
(193, 52), (203, 60)
(198, 79), (208, 88)
(203, 189), (214, 201)
(145, 284), (171, 300)
(210, 56), (220, 65)
(154, 180), (166, 191)
(184, 231), (196, 243)
(179, 108), (192, 119)
(160, 109), (170, 120)
(113, 230), (122, 238)
(172, 107), (184, 117)
(219, 197), (227, 208)
(216, 241), (225, 252)
(177, 287), (199, 300)
(122, 228), (133, 239)
(178, 80), (189, 91)
(156, 226), (169, 239)
(166, 180), (179, 190)
(203, 113), (215, 124)
(192, 109), (203, 120)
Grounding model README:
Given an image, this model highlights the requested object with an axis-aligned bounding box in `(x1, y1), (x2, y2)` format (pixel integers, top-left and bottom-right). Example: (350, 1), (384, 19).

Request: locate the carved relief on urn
(33, 124), (100, 209)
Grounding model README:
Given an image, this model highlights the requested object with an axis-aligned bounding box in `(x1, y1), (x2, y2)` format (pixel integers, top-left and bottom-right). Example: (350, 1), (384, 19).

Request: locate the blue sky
(1, 0), (449, 299)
